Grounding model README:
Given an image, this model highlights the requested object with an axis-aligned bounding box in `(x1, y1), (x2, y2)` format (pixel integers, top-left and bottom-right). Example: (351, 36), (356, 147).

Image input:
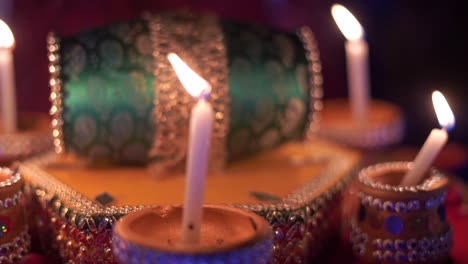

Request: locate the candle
(401, 91), (455, 186)
(167, 53), (214, 244)
(331, 4), (370, 125)
(0, 19), (16, 133)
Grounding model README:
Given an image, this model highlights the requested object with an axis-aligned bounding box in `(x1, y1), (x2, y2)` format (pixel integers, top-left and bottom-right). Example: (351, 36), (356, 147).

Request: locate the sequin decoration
(384, 215), (403, 235)
(0, 220), (8, 238)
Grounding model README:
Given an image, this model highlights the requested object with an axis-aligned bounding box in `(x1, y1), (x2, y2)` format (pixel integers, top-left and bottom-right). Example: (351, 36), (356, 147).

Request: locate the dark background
(1, 0), (467, 150)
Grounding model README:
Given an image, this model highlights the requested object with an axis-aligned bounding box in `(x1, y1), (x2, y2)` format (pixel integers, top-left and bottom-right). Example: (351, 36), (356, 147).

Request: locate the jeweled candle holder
(112, 205), (273, 264)
(351, 162), (451, 263)
(318, 99), (404, 149)
(0, 167), (30, 263)
(0, 112), (52, 166)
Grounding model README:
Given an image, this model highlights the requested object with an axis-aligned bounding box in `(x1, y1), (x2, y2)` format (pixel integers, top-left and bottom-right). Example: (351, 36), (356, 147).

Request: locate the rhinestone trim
(0, 190), (23, 209)
(0, 225), (31, 263)
(358, 162), (445, 192)
(0, 167), (24, 210)
(298, 27), (323, 139)
(47, 32), (65, 154)
(351, 224), (452, 262)
(145, 12), (229, 173)
(0, 167), (21, 188)
(357, 191), (446, 212)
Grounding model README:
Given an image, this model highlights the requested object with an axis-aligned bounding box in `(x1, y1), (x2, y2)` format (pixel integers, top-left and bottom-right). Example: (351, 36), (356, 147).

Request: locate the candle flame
(0, 19), (14, 49)
(432, 90), (455, 131)
(167, 53), (211, 98)
(331, 4), (364, 41)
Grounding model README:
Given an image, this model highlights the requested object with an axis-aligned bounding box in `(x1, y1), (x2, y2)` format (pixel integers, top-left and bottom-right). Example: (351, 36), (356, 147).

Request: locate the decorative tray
(19, 138), (359, 263)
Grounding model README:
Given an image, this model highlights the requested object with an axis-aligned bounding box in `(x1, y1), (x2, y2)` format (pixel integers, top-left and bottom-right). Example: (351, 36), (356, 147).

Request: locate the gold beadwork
(47, 32), (65, 154)
(145, 12), (229, 174)
(297, 27), (324, 140)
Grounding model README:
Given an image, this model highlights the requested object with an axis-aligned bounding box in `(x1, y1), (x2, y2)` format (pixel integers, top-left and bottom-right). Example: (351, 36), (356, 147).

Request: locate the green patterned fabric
(60, 19), (155, 164)
(58, 16), (312, 164)
(222, 21), (310, 160)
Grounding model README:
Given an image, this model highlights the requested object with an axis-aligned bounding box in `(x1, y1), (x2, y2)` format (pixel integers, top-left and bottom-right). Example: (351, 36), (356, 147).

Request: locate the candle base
(352, 162), (451, 263)
(318, 99), (404, 149)
(0, 112), (52, 166)
(112, 205), (272, 263)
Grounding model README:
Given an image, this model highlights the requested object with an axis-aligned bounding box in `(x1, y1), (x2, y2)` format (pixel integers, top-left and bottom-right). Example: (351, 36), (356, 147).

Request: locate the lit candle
(0, 19), (16, 133)
(168, 53), (214, 244)
(331, 4), (370, 125)
(401, 91), (455, 186)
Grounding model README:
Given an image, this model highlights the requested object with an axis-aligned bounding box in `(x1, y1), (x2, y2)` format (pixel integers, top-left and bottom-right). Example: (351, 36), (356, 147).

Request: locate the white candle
(0, 19), (16, 133)
(168, 53), (213, 244)
(401, 91), (455, 186)
(332, 4), (370, 125)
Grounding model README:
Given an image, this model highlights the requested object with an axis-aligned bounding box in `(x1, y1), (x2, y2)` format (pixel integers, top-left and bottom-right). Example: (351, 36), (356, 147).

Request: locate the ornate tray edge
(19, 140), (360, 232)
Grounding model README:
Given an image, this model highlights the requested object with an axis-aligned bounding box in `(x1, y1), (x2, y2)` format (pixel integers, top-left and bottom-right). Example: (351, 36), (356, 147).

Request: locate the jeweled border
(358, 162), (445, 192)
(47, 32), (65, 154)
(298, 27), (324, 140)
(357, 191), (447, 213)
(0, 167), (21, 188)
(145, 12), (229, 172)
(0, 225), (30, 263)
(21, 143), (357, 229)
(0, 190), (23, 209)
(350, 224), (451, 262)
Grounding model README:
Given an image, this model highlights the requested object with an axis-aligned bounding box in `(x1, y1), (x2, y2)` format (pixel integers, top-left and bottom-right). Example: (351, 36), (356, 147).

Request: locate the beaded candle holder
(0, 112), (52, 166)
(0, 167), (31, 263)
(318, 99), (404, 149)
(112, 205), (272, 263)
(351, 162), (451, 263)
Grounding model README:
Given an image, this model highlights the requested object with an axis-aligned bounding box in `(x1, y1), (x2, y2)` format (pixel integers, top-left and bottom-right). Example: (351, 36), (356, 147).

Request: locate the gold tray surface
(20, 139), (360, 209)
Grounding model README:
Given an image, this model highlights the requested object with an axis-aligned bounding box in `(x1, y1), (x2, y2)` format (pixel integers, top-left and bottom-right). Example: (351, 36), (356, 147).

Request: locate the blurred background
(1, 0), (467, 175)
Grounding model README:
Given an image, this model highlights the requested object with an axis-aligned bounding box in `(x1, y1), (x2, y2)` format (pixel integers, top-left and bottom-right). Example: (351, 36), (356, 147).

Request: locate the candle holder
(318, 99), (404, 149)
(0, 112), (52, 166)
(112, 205), (272, 263)
(0, 167), (31, 263)
(351, 162), (451, 263)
